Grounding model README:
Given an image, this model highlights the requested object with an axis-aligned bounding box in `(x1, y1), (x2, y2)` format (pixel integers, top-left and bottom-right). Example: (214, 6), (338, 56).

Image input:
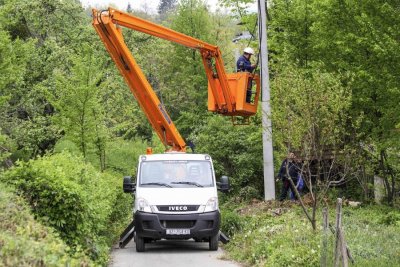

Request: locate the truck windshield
(140, 161), (214, 187)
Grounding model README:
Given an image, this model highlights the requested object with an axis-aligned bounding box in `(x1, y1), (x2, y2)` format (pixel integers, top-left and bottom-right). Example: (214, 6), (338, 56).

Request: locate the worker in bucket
(236, 47), (256, 72)
(237, 47), (257, 102)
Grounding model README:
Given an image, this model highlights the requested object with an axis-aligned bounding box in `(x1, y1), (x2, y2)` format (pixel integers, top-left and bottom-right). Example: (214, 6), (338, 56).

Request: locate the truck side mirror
(123, 176), (136, 193)
(217, 176), (230, 193)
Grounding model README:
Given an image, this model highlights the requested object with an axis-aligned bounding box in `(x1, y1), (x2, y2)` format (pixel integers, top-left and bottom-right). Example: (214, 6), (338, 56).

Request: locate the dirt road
(108, 240), (241, 267)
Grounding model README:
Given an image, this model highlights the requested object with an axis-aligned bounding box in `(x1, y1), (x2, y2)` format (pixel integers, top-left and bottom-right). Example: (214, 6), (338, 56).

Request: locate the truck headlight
(204, 197), (218, 212)
(136, 198), (154, 213)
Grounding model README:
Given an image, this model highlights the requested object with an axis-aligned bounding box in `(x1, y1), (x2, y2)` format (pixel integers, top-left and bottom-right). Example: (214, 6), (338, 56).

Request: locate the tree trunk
(379, 149), (392, 205)
(374, 175), (385, 204)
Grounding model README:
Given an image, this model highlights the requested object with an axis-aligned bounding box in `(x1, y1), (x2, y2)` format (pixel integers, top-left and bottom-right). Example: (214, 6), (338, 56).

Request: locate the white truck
(123, 152), (230, 252)
(92, 8), (256, 253)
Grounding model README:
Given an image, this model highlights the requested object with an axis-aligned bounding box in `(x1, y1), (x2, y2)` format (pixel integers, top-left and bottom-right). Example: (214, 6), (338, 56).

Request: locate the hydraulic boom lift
(92, 8), (260, 152)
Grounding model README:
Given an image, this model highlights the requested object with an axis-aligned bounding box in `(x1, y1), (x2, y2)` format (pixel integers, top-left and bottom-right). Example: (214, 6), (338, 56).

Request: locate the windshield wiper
(171, 181), (204, 187)
(141, 182), (172, 188)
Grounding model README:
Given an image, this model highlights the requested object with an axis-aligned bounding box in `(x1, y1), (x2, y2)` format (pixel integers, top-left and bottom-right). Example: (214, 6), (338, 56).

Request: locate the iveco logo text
(168, 206), (188, 211)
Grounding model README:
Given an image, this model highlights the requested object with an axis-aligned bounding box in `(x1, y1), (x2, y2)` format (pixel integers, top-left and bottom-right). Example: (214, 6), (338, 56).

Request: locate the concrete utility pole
(258, 0), (275, 200)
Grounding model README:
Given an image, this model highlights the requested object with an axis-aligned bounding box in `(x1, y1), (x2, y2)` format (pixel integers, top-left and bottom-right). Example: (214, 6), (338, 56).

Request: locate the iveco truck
(123, 152), (229, 252)
(92, 8), (257, 253)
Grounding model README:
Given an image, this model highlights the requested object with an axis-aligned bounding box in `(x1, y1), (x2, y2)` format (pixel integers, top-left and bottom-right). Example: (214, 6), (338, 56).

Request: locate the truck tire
(136, 235), (145, 252)
(209, 233), (219, 251)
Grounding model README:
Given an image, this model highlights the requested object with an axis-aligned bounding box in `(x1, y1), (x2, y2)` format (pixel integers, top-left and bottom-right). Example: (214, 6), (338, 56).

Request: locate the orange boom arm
(92, 8), (260, 151)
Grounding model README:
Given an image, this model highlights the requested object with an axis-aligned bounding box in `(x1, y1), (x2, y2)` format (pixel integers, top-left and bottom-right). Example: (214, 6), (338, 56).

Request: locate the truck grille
(157, 205), (199, 212)
(161, 220), (196, 228)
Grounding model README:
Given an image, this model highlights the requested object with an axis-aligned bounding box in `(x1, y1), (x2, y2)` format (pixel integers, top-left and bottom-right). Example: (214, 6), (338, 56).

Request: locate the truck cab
(123, 152), (229, 252)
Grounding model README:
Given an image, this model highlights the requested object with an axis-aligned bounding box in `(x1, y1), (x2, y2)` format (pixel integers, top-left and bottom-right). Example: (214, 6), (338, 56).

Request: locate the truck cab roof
(139, 153), (212, 162)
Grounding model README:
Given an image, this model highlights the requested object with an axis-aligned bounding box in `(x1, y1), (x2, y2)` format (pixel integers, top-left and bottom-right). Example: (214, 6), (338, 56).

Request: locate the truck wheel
(209, 233), (219, 251)
(136, 235), (145, 252)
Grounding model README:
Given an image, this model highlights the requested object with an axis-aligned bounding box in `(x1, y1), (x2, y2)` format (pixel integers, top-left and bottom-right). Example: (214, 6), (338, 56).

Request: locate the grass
(221, 200), (400, 267)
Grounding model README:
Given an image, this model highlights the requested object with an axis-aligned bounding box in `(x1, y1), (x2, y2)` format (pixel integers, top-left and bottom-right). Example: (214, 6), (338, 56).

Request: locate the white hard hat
(243, 47), (255, 55)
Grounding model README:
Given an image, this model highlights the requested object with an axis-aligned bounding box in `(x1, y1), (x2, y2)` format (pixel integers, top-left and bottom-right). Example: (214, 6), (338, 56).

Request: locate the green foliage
(268, 0), (317, 68)
(0, 181), (91, 266)
(225, 207), (320, 267)
(379, 211), (400, 226)
(2, 152), (130, 264)
(54, 137), (149, 176)
(220, 205), (245, 237)
(0, 132), (14, 167)
(0, 25), (58, 159)
(238, 185), (260, 201)
(50, 47), (108, 160)
(0, 0), (89, 159)
(267, 0), (399, 203)
(163, 0), (213, 119)
(53, 138), (81, 154)
(90, 138), (148, 175)
(310, 0), (400, 147)
(342, 206), (400, 266)
(223, 203), (400, 267)
(191, 115), (263, 197)
(271, 64), (350, 154)
(0, 29), (27, 95)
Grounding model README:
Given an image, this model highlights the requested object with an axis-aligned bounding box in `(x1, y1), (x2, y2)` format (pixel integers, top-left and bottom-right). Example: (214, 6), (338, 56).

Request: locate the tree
(51, 49), (108, 165)
(161, 0), (213, 128)
(268, 0), (316, 68)
(309, 0), (400, 204)
(0, 0), (95, 161)
(271, 64), (351, 229)
(257, 0), (399, 204)
(127, 2), (132, 13)
(158, 0), (177, 15)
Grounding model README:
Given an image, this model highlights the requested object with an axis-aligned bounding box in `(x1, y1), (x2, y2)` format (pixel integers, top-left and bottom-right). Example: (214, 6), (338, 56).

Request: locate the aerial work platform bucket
(207, 72), (260, 116)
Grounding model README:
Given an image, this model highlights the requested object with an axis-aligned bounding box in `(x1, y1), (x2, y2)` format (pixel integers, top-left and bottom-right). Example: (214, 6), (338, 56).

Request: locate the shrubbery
(0, 181), (91, 266)
(220, 208), (245, 237)
(1, 152), (131, 264)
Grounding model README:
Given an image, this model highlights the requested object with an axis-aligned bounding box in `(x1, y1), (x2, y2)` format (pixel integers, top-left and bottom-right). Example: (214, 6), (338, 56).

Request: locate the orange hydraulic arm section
(92, 8), (260, 152)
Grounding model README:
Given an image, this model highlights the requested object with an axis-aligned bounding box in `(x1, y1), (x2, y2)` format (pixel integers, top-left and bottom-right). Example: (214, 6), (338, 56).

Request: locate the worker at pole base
(277, 152), (301, 201)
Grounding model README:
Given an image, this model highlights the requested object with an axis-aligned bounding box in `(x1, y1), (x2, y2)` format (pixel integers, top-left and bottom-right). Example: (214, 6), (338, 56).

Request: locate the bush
(220, 208), (245, 237)
(380, 211), (400, 226)
(238, 186), (261, 201)
(2, 152), (130, 264)
(0, 181), (91, 266)
(55, 137), (148, 176)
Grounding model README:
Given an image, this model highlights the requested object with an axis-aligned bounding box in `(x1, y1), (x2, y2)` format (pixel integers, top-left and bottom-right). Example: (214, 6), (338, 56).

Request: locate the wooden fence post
(339, 228), (349, 267)
(321, 207), (328, 267)
(334, 198), (342, 267)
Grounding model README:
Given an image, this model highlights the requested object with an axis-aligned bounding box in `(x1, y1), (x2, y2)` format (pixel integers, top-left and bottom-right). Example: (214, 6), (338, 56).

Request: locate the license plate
(166, 229), (190, 235)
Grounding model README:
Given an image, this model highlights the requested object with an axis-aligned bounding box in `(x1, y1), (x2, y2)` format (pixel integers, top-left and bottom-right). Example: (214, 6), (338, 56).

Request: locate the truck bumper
(134, 210), (220, 240)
